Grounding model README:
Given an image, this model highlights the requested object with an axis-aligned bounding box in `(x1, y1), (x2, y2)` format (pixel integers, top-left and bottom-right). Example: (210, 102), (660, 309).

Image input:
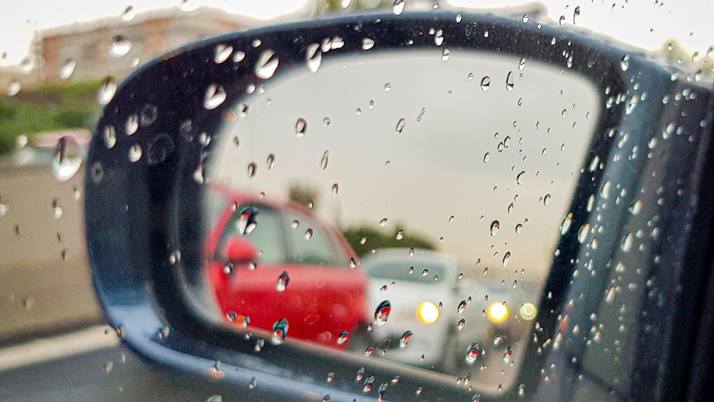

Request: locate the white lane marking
(0, 325), (120, 372)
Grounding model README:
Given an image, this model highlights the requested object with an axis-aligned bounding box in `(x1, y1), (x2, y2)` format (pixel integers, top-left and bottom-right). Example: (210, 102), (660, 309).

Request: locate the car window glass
(219, 205), (287, 265)
(364, 259), (448, 283)
(284, 211), (345, 266)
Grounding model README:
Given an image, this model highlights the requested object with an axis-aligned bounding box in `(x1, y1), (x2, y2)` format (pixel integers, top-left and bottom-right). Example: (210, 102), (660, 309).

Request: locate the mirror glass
(190, 47), (600, 393)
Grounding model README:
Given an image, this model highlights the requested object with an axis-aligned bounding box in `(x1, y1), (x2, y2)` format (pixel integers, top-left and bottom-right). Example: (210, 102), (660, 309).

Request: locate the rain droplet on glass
(276, 271), (290, 292)
(374, 300), (391, 326)
(204, 84), (227, 110)
(60, 59), (76, 80)
(97, 77), (117, 105)
(306, 43), (322, 73)
(480, 76), (491, 92)
(255, 49), (279, 79)
(52, 136), (82, 181)
(110, 35), (132, 57)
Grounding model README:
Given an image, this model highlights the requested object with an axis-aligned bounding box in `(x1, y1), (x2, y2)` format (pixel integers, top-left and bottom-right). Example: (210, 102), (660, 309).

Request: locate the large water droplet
(620, 54), (630, 72)
(276, 271), (290, 292)
(128, 143), (142, 162)
(392, 0), (405, 15)
(320, 150), (330, 170)
(480, 76), (491, 92)
(374, 300), (391, 326)
(52, 136), (82, 181)
(204, 84), (226, 110)
(337, 330), (350, 345)
(266, 153), (276, 170)
(577, 223), (590, 243)
(214, 44), (233, 64)
(362, 37), (375, 50)
(452, 318), (465, 333)
(503, 346), (513, 364)
(363, 376), (374, 393)
(629, 199), (643, 215)
(6, 80), (21, 97)
(247, 161), (257, 177)
(237, 206), (259, 235)
(51, 199), (63, 219)
(395, 117), (406, 134)
(502, 251), (511, 267)
(97, 77), (117, 105)
(60, 59), (76, 80)
(465, 343), (482, 364)
(457, 300), (467, 314)
(441, 47), (451, 61)
(505, 71), (515, 91)
(110, 35), (132, 57)
(295, 118), (307, 137)
(233, 50), (246, 63)
(271, 318), (289, 344)
(621, 233), (633, 252)
(560, 212), (573, 235)
(306, 43), (322, 73)
(121, 5), (135, 21)
(125, 114), (139, 135)
(490, 220), (500, 236)
(255, 49), (279, 79)
(103, 125), (117, 149)
(434, 29), (444, 46)
(399, 330), (413, 348)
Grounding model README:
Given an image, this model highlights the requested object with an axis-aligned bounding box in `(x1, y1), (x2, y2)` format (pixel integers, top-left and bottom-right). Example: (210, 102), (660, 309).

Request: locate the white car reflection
(362, 248), (461, 371)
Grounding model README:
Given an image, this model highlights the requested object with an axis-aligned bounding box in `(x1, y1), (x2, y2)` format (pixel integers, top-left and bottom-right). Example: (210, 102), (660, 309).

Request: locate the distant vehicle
(361, 249), (461, 371)
(204, 186), (369, 349)
(455, 275), (540, 367)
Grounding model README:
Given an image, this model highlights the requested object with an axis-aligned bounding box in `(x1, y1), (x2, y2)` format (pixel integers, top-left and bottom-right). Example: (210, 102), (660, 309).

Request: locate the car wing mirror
(84, 10), (712, 402)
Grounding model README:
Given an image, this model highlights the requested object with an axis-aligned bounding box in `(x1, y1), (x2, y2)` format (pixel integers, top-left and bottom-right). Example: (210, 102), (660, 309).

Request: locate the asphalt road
(0, 342), (244, 402)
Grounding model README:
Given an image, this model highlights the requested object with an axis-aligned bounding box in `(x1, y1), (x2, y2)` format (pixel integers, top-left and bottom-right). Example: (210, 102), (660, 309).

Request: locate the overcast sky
(1, 0), (713, 67)
(210, 49), (599, 280)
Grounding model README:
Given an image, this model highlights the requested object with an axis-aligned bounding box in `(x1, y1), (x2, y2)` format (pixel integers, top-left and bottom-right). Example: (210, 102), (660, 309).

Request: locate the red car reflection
(205, 187), (368, 349)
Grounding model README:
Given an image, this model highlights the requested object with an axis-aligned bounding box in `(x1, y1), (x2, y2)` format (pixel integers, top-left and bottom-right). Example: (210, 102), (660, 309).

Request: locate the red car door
(208, 199), (368, 349)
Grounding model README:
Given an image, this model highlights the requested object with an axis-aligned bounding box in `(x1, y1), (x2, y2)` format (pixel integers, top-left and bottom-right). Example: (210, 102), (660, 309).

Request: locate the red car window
(284, 210), (347, 266)
(218, 204), (287, 265)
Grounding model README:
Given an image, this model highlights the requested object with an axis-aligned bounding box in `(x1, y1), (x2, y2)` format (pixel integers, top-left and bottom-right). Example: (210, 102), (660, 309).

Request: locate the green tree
(342, 223), (436, 256)
(0, 80), (101, 156)
(288, 183), (319, 209)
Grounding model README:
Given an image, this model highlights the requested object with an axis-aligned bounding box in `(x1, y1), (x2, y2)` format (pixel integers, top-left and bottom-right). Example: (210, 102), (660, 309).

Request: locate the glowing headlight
(519, 302), (537, 321)
(416, 301), (440, 325)
(486, 302), (510, 324)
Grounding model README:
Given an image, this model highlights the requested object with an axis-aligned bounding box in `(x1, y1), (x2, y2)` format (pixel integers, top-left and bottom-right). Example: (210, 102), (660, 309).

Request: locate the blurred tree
(288, 183), (319, 209)
(342, 223), (436, 256)
(0, 80), (100, 156)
